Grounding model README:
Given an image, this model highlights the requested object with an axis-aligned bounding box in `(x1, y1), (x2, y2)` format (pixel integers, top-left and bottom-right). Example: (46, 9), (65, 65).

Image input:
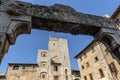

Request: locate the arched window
(40, 72), (47, 79)
(41, 52), (47, 57)
(42, 74), (45, 78)
(41, 61), (47, 67)
(66, 76), (68, 80)
(102, 35), (114, 49)
(65, 69), (67, 74)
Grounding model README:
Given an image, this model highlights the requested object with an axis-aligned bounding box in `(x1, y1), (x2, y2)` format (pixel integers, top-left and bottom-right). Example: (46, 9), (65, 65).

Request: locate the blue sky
(0, 0), (120, 72)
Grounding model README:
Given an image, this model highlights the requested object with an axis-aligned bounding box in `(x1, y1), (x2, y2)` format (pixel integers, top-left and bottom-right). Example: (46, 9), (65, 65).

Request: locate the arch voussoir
(7, 21), (31, 44)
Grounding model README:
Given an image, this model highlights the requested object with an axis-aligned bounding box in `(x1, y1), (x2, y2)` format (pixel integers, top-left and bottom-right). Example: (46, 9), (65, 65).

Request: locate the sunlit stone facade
(111, 5), (120, 30)
(75, 41), (120, 80)
(6, 63), (38, 80)
(37, 37), (72, 80)
(75, 5), (120, 80)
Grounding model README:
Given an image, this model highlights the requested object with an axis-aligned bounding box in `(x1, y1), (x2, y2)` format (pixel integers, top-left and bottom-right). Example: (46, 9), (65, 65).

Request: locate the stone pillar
(0, 33), (9, 63)
(0, 11), (31, 63)
(0, 12), (11, 63)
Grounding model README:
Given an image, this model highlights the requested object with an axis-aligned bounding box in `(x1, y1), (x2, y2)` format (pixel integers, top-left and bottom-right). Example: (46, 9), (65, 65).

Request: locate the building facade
(6, 63), (38, 80)
(75, 5), (120, 80)
(37, 37), (72, 80)
(3, 37), (73, 80)
(75, 41), (120, 80)
(111, 5), (120, 29)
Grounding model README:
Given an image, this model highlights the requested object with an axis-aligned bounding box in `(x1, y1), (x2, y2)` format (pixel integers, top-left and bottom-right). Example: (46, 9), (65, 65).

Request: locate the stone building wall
(111, 5), (120, 30)
(5, 37), (73, 80)
(37, 50), (50, 80)
(37, 37), (72, 80)
(6, 64), (38, 80)
(99, 43), (120, 80)
(75, 41), (114, 80)
(0, 73), (6, 80)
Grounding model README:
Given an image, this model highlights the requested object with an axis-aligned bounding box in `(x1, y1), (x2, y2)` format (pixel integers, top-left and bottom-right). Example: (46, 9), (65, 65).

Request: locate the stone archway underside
(0, 0), (120, 63)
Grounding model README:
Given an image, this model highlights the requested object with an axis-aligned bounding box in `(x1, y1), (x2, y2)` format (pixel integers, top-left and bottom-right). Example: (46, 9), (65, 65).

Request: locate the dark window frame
(54, 65), (58, 71)
(81, 65), (85, 70)
(42, 74), (45, 78)
(86, 62), (90, 67)
(65, 69), (67, 74)
(22, 65), (26, 70)
(89, 73), (93, 80)
(54, 76), (59, 80)
(66, 76), (68, 80)
(13, 65), (19, 70)
(99, 69), (105, 78)
(84, 76), (87, 80)
(95, 56), (98, 62)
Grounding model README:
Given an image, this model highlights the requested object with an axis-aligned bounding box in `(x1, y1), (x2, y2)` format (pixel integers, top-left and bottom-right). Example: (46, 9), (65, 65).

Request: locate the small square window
(99, 69), (105, 78)
(13, 65), (19, 70)
(66, 76), (68, 80)
(95, 57), (98, 62)
(89, 73), (93, 80)
(22, 65), (26, 70)
(81, 65), (85, 70)
(54, 65), (58, 71)
(33, 66), (35, 69)
(86, 62), (90, 67)
(54, 76), (59, 80)
(53, 43), (55, 45)
(65, 69), (67, 74)
(84, 76), (87, 80)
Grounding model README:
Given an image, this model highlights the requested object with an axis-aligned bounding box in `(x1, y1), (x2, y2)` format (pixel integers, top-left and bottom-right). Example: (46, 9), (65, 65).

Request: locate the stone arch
(0, 0), (120, 63)
(40, 72), (47, 79)
(7, 22), (31, 44)
(41, 52), (47, 57)
(41, 61), (48, 67)
(100, 34), (120, 62)
(101, 34), (115, 51)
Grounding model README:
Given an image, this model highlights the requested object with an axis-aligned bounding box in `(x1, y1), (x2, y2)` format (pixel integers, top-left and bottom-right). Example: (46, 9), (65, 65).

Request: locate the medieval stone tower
(37, 37), (72, 80)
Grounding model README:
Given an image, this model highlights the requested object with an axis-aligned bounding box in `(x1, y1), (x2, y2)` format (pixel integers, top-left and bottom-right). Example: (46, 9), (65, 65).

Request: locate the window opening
(13, 65), (19, 70)
(54, 65), (58, 71)
(99, 69), (105, 78)
(89, 73), (93, 80)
